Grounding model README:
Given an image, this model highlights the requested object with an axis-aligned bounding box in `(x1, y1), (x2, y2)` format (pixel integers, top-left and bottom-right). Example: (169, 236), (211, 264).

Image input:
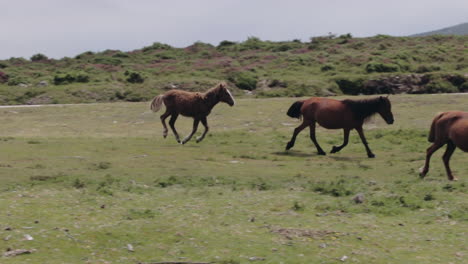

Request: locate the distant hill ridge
(411, 22), (468, 36)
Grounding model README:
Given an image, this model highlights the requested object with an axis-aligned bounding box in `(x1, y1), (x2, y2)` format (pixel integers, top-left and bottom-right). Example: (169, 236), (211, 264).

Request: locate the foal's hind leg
(331, 128), (350, 154)
(168, 113), (181, 143)
(285, 120), (310, 151)
(160, 110), (170, 138)
(419, 142), (444, 178)
(182, 118), (200, 144)
(309, 122), (326, 155)
(442, 140), (457, 181)
(196, 117), (209, 143)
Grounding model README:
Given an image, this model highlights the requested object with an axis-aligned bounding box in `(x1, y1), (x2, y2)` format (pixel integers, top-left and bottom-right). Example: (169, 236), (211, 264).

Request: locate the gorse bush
(124, 70), (144, 84)
(30, 53), (48, 62)
(228, 71), (257, 90)
(365, 62), (400, 73)
(54, 72), (89, 85)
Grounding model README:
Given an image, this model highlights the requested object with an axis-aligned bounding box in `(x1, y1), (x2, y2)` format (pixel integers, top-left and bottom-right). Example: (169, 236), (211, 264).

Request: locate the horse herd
(150, 82), (467, 181)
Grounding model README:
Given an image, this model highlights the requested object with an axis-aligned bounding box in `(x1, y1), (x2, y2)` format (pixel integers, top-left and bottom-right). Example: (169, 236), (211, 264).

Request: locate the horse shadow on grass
(273, 150), (364, 162)
(273, 150), (317, 158)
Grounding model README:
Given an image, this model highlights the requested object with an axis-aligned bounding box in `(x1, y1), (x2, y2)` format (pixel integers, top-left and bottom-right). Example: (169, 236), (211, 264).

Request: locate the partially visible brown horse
(419, 111), (468, 181)
(150, 82), (235, 144)
(285, 96), (394, 157)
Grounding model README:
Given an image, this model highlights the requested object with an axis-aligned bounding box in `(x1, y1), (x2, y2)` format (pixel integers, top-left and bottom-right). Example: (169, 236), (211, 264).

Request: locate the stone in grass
(352, 193), (365, 204)
(3, 249), (36, 257)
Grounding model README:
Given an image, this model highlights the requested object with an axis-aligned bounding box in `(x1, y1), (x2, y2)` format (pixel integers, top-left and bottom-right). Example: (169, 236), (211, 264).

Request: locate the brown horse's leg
(196, 117), (209, 143)
(442, 140), (457, 181)
(309, 122), (326, 155)
(160, 110), (170, 138)
(182, 118), (200, 144)
(419, 142), (444, 178)
(285, 120), (310, 151)
(168, 113), (181, 143)
(356, 127), (375, 158)
(331, 129), (350, 154)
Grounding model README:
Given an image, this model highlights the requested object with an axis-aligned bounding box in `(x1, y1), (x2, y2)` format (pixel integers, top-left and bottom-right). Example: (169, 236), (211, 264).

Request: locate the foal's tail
(150, 95), (164, 112)
(286, 101), (304, 119)
(428, 112), (444, 142)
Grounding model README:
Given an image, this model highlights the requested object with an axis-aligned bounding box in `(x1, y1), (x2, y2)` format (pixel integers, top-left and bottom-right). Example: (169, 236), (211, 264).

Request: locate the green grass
(0, 94), (467, 263)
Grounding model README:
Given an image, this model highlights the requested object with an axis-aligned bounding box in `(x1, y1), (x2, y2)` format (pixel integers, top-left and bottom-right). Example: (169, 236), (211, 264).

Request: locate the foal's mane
(204, 82), (227, 95)
(342, 97), (383, 121)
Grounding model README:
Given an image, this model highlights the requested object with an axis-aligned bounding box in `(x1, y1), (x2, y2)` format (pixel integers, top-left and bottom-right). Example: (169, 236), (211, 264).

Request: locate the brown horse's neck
(202, 87), (221, 110)
(342, 97), (382, 122)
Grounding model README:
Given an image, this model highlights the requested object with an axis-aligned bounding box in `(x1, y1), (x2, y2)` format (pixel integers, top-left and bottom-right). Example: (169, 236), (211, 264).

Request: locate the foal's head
(215, 82), (235, 106)
(377, 96), (394, 124)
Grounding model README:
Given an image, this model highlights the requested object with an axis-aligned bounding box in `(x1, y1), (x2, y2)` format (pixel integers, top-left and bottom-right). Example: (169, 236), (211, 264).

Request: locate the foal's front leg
(331, 129), (350, 154)
(196, 117), (209, 143)
(356, 127), (375, 158)
(181, 118), (200, 144)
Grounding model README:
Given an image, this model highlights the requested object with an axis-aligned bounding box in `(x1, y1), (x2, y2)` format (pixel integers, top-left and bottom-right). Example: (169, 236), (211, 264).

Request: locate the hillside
(411, 22), (468, 36)
(0, 35), (467, 105)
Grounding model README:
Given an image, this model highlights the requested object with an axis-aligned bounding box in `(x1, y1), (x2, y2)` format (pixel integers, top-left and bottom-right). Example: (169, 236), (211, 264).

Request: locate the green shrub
(142, 42), (173, 52)
(425, 78), (458, 93)
(365, 62), (400, 73)
(112, 52), (129, 58)
(415, 65), (441, 73)
(7, 75), (29, 86)
(124, 70), (145, 84)
(93, 57), (122, 65)
(30, 53), (48, 62)
(321, 64), (335, 72)
(54, 71), (89, 85)
(335, 77), (364, 95)
(217, 40), (237, 49)
(228, 71), (257, 90)
(460, 82), (468, 92)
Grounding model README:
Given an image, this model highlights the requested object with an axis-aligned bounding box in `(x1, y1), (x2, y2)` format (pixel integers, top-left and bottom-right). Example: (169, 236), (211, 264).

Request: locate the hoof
(317, 151), (326, 156)
(367, 153), (375, 158)
(285, 142), (294, 150)
(418, 167), (426, 179)
(330, 146), (339, 154)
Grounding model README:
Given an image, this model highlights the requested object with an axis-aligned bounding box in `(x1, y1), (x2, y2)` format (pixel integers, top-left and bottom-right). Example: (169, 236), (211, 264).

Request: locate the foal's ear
(219, 83), (225, 88)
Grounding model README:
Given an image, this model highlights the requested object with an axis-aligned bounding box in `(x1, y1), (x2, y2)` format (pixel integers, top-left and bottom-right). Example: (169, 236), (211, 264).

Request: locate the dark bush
(335, 78), (364, 95)
(365, 62), (400, 73)
(112, 52), (129, 58)
(93, 57), (122, 65)
(30, 53), (48, 62)
(228, 71), (257, 90)
(142, 42), (173, 52)
(7, 75), (29, 86)
(0, 62), (8, 69)
(54, 71), (89, 85)
(75, 51), (94, 59)
(124, 70), (145, 84)
(217, 40), (237, 49)
(321, 64), (335, 72)
(415, 65), (441, 73)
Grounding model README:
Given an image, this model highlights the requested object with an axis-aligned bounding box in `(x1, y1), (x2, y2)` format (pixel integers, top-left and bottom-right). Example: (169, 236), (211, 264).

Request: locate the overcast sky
(1, 0), (467, 59)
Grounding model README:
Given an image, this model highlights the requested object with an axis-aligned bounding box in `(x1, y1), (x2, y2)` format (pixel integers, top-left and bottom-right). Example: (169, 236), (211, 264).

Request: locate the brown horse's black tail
(287, 101), (304, 119)
(428, 112), (444, 142)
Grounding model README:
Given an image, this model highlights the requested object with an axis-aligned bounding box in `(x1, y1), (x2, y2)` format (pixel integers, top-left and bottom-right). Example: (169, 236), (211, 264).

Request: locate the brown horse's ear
(219, 83), (225, 88)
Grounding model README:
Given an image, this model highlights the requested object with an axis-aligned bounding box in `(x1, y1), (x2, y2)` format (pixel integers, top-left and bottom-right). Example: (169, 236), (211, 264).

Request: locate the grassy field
(0, 94), (467, 263)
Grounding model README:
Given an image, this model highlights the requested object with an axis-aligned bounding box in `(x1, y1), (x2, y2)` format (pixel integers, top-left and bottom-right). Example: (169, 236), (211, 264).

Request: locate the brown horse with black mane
(420, 111), (468, 181)
(286, 96), (394, 157)
(150, 82), (235, 144)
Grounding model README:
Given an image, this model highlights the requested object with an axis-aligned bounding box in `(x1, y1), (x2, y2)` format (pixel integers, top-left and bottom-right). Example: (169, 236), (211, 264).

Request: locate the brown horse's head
(377, 96), (394, 124)
(216, 82), (235, 106)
